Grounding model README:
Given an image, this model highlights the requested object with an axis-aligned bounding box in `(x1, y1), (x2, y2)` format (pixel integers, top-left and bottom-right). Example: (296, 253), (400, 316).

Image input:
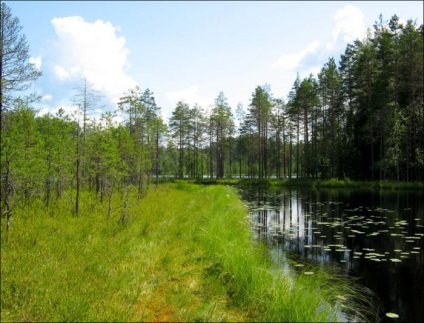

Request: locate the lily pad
(386, 312), (399, 318)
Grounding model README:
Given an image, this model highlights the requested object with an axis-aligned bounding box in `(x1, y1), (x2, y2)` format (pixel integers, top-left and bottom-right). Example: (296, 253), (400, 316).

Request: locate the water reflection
(240, 187), (424, 322)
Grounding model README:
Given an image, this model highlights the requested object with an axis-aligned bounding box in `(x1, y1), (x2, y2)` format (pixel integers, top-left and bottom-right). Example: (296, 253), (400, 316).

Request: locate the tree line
(167, 14), (423, 182)
(1, 2), (423, 224)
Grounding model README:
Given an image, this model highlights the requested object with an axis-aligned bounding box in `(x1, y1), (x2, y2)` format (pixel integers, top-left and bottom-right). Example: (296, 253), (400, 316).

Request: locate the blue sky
(6, 1), (424, 122)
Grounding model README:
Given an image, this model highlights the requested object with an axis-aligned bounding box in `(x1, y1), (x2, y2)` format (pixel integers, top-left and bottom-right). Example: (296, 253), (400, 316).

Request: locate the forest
(1, 4), (423, 221)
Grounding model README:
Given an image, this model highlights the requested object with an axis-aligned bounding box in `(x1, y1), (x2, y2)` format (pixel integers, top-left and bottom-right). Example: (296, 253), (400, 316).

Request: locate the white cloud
(50, 16), (137, 104)
(29, 56), (42, 70)
(54, 65), (70, 80)
(272, 53), (302, 71)
(165, 85), (213, 114)
(41, 94), (53, 102)
(305, 65), (322, 78)
(327, 4), (366, 50)
(273, 40), (321, 70)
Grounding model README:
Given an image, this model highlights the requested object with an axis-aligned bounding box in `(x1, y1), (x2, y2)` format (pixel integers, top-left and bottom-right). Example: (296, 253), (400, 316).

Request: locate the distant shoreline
(192, 178), (424, 190)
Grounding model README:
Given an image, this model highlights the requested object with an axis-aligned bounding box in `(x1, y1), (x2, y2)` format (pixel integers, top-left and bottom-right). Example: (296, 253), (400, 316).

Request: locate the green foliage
(211, 92), (234, 179)
(1, 102), (47, 201)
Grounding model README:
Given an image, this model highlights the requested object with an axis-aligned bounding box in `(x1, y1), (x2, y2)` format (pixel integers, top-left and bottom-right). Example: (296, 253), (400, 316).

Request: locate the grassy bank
(197, 177), (424, 190)
(1, 183), (370, 322)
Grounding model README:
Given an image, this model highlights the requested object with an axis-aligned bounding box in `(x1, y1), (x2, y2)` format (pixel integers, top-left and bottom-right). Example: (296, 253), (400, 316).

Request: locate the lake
(239, 187), (424, 322)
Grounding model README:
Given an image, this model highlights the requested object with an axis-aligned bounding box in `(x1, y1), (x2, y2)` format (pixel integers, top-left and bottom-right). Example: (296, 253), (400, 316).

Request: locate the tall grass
(1, 183), (374, 322)
(196, 185), (376, 322)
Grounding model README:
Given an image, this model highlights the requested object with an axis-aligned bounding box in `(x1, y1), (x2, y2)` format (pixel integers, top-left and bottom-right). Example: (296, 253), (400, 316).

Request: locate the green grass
(1, 183), (374, 322)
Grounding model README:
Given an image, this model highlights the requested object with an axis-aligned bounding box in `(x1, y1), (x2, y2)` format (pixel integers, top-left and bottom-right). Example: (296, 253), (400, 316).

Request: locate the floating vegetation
(363, 248), (376, 252)
(244, 187), (423, 321)
(386, 312), (399, 318)
(404, 236), (421, 240)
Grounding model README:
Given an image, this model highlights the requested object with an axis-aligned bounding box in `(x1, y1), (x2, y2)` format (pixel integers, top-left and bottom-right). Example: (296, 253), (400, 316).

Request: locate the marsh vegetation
(1, 183), (378, 322)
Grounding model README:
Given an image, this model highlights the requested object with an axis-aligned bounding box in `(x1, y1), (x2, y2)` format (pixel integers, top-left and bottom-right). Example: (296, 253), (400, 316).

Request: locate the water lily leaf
(390, 259), (401, 262)
(386, 312), (399, 318)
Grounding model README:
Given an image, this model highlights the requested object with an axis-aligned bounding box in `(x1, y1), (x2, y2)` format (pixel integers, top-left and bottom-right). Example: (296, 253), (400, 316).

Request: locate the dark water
(239, 187), (424, 322)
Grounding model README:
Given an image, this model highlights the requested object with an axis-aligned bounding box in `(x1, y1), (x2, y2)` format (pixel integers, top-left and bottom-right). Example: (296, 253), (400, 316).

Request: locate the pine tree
(0, 3), (41, 106)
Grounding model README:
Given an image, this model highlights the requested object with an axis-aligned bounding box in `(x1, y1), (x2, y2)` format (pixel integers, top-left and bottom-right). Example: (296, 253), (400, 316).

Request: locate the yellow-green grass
(1, 183), (371, 322)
